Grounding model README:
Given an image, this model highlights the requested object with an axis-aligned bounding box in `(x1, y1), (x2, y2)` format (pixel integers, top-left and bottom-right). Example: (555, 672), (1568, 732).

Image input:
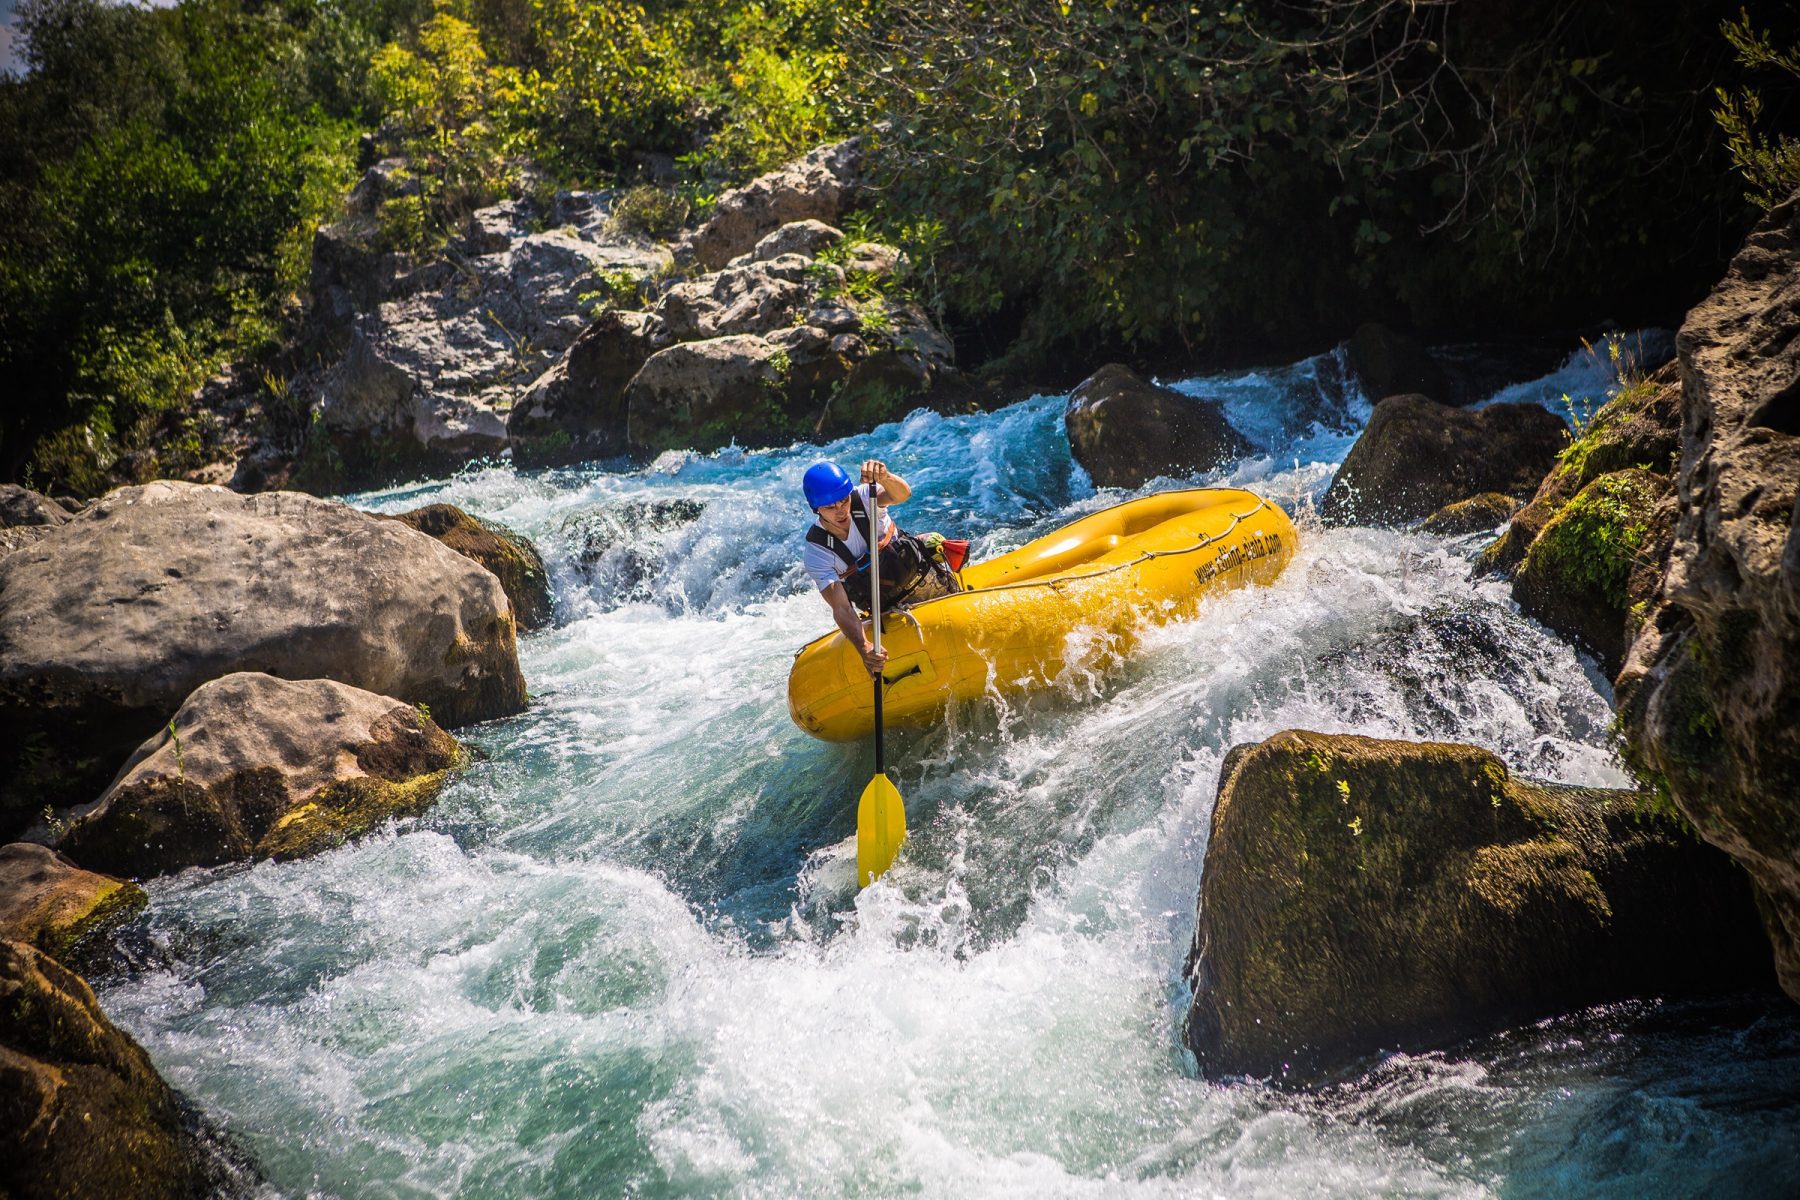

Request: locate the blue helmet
(802, 461), (854, 509)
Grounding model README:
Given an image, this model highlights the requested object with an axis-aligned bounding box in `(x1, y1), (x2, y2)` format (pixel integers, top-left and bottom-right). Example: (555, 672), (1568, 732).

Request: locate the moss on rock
(1183, 730), (1769, 1082)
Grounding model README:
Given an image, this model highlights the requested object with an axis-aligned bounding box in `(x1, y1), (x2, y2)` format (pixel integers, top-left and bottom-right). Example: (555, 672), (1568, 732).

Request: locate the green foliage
(1530, 473), (1653, 609)
(608, 184), (692, 240)
(0, 0), (366, 490)
(1556, 334), (1658, 480)
(835, 0), (1765, 369)
(504, 0), (690, 178)
(1715, 9), (1800, 208)
(367, 7), (523, 226)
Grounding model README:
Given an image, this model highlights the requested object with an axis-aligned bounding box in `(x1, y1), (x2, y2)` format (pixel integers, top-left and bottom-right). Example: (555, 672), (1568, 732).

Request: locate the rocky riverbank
(3, 172), (1796, 1187)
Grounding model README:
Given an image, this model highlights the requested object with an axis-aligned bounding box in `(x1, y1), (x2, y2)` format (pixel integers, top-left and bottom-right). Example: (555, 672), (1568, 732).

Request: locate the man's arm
(822, 581), (886, 675)
(862, 459), (911, 505)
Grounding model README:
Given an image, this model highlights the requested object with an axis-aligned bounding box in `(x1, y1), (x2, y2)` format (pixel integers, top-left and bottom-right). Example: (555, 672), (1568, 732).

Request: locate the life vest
(806, 491), (934, 611)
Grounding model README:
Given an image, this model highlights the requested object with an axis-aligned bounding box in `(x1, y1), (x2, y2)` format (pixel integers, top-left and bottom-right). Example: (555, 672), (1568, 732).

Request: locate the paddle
(856, 482), (906, 887)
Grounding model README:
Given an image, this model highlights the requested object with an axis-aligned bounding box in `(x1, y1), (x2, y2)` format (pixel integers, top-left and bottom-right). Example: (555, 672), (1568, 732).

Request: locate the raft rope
(935, 493), (1283, 601)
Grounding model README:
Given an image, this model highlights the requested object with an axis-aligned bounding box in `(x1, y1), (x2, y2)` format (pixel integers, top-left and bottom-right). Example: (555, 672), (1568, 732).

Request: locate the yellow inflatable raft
(788, 487), (1297, 741)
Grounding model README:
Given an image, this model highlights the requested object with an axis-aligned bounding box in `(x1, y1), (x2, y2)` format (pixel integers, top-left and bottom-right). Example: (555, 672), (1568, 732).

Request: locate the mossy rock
(1477, 362), (1679, 580)
(387, 504), (554, 631)
(1511, 467), (1669, 677)
(1420, 492), (1521, 536)
(59, 674), (467, 879)
(0, 844), (146, 964)
(1183, 731), (1768, 1082)
(1, 939), (222, 1198)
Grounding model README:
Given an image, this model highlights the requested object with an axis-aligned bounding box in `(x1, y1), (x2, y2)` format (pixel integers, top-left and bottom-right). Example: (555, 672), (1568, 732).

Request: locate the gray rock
(0, 482), (526, 833)
(0, 486), (72, 528)
(307, 202), (672, 483)
(624, 334), (785, 452)
(655, 255), (814, 342)
(1064, 363), (1250, 489)
(677, 140), (862, 271)
(346, 157), (420, 216)
(385, 503), (554, 632)
(507, 310), (667, 466)
(59, 673), (466, 877)
(1617, 191), (1800, 1004)
(730, 218), (844, 266)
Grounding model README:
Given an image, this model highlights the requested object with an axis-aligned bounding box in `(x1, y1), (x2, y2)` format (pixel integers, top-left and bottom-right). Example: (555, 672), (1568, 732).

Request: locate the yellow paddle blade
(856, 772), (907, 888)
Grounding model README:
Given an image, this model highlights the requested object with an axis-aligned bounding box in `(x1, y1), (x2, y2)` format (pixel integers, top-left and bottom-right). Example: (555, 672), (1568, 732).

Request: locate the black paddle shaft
(866, 486), (886, 778)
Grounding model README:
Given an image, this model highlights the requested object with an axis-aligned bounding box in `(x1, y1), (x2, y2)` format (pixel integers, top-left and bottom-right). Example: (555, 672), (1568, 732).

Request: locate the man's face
(817, 494), (854, 525)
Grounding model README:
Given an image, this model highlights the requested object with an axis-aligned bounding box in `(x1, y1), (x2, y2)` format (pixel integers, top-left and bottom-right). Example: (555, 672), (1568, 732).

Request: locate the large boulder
(1064, 364), (1251, 489)
(1617, 192), (1800, 1003)
(1, 939), (222, 1199)
(385, 503), (554, 631)
(507, 310), (666, 467)
(1320, 395), (1567, 526)
(1345, 322), (1450, 405)
(0, 482), (525, 834)
(0, 844), (144, 962)
(1184, 731), (1768, 1081)
(57, 673), (465, 878)
(677, 140), (862, 271)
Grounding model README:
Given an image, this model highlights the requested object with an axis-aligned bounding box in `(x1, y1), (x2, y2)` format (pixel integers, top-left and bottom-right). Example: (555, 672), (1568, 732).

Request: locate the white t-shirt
(803, 484), (895, 593)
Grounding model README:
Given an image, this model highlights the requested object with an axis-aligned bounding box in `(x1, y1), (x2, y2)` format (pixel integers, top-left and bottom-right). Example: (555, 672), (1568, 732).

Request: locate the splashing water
(98, 337), (1799, 1198)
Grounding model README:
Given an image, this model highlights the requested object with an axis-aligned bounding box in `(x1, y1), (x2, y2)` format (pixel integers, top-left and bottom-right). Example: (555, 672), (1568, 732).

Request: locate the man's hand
(860, 639), (889, 677)
(860, 459), (887, 486)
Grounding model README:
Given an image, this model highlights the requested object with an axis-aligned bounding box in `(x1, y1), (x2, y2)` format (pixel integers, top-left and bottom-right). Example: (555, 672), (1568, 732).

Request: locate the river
(97, 337), (1800, 1198)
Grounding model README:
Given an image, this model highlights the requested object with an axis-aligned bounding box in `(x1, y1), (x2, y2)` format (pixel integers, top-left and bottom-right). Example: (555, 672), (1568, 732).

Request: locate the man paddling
(801, 459), (967, 675)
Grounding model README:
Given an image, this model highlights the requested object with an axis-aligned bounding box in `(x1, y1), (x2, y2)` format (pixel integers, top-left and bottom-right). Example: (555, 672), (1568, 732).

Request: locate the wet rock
(58, 673), (465, 878)
(1184, 731), (1769, 1081)
(1616, 192), (1800, 1003)
(385, 503), (553, 631)
(677, 140), (862, 271)
(1419, 492), (1522, 536)
(1346, 322), (1450, 404)
(0, 482), (525, 833)
(1510, 467), (1671, 678)
(0, 938), (220, 1199)
(0, 844), (144, 962)
(1064, 364), (1250, 489)
(1321, 395), (1566, 526)
(1478, 363), (1682, 580)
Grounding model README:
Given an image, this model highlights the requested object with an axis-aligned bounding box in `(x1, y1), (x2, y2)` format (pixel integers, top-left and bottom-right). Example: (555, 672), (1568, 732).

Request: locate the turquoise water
(99, 341), (1800, 1198)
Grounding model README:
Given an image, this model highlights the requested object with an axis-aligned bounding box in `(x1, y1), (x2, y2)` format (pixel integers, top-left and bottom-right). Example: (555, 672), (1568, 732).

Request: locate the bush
(607, 185), (691, 240)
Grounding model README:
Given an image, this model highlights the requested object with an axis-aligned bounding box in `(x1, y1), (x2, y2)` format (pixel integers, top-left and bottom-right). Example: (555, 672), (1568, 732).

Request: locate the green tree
(1714, 8), (1800, 209)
